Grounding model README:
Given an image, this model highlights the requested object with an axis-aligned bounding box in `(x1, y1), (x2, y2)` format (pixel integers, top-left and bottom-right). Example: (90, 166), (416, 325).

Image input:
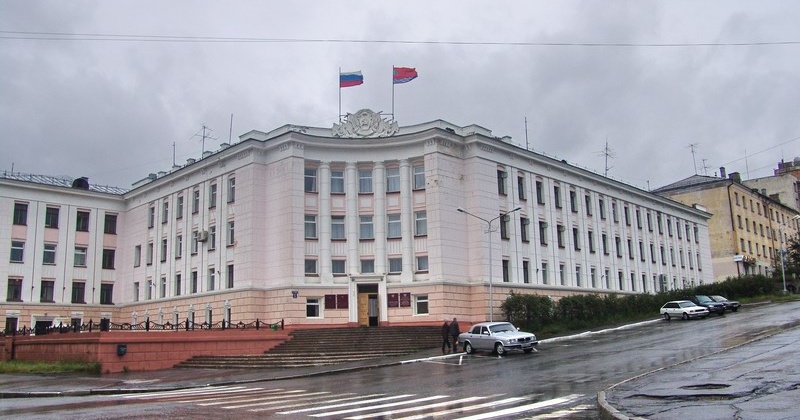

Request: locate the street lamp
(457, 206), (522, 322)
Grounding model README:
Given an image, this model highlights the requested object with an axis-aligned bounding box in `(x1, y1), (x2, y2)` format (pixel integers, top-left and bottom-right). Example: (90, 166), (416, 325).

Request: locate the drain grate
(680, 383), (731, 390)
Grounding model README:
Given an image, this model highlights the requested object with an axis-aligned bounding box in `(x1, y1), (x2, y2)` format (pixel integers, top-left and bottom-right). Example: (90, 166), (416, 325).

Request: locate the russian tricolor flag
(393, 67), (418, 84)
(340, 71), (364, 88)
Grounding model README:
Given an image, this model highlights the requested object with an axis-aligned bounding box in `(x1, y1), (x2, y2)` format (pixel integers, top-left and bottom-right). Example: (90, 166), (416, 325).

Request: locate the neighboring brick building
(1, 110), (715, 333)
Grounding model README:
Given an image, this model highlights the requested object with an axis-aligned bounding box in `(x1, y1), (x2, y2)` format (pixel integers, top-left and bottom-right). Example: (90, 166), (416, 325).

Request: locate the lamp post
(457, 206), (522, 322)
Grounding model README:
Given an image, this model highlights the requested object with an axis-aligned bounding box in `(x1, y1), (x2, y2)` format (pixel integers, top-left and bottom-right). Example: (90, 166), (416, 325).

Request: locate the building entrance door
(356, 284), (379, 327)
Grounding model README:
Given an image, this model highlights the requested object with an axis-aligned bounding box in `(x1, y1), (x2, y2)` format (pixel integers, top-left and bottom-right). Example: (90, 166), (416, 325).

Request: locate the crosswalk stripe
(123, 386), (248, 399)
(309, 395), (448, 417)
(249, 393), (360, 412)
(458, 394), (584, 420)
(173, 388), (272, 403)
(526, 404), (594, 419)
(392, 396), (527, 420)
(344, 395), (497, 419)
(220, 389), (309, 409)
(193, 389), (309, 406)
(277, 394), (402, 414)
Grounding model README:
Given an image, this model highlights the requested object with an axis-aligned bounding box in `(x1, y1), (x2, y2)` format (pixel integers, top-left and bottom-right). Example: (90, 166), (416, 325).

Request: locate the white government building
(1, 110), (714, 332)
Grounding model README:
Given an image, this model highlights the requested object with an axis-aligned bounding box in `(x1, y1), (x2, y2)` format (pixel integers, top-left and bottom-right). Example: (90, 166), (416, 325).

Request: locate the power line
(2, 30), (800, 48)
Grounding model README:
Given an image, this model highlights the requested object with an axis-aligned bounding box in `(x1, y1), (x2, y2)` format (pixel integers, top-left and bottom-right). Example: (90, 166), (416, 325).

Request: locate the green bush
(502, 275), (784, 338)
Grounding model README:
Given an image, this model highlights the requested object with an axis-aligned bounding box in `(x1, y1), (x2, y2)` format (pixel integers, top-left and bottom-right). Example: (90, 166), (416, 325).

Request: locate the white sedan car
(660, 300), (709, 320)
(458, 321), (538, 355)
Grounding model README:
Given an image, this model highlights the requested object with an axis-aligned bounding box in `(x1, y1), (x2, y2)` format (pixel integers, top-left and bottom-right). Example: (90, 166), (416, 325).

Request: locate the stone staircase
(175, 325), (441, 369)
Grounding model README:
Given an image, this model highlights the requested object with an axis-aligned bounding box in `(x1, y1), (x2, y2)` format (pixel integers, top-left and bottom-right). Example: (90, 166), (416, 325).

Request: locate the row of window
(134, 222), (235, 267)
(6, 278), (113, 304)
(740, 238), (781, 260)
(304, 212), (427, 240)
(733, 191), (798, 226)
(147, 177), (235, 228)
(305, 294), (429, 318)
(304, 255), (428, 276)
(13, 203), (117, 234)
(304, 164), (425, 194)
(9, 241), (114, 268)
(512, 260), (701, 291)
(497, 171), (701, 242)
(736, 214), (792, 245)
(132, 264), (234, 301)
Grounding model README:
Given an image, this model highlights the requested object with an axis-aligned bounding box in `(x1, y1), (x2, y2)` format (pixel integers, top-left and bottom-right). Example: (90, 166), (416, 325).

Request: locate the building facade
(655, 172), (800, 281)
(1, 110), (715, 332)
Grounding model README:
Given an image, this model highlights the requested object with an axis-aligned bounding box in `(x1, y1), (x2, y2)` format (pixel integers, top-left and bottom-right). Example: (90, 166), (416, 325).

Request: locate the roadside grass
(0, 360), (101, 374)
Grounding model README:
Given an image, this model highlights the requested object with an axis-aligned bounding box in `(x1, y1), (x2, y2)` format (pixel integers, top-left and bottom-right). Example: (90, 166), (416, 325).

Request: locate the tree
(786, 235), (800, 279)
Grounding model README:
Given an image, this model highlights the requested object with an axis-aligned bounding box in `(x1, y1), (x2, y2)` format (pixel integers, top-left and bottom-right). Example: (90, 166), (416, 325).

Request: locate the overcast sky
(2, 1), (799, 191)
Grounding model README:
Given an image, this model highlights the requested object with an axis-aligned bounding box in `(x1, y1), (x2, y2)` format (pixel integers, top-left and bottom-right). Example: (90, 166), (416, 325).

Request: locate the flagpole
(338, 67), (342, 122)
(391, 66), (395, 119)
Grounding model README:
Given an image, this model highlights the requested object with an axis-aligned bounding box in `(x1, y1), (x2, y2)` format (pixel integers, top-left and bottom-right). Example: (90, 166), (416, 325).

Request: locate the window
(40, 280), (55, 302)
(557, 225), (565, 248)
(305, 215), (317, 239)
(306, 298), (321, 318)
(650, 243), (656, 263)
(6, 278), (22, 302)
(636, 208), (642, 229)
(628, 239), (634, 259)
(497, 169), (507, 195)
(615, 236), (622, 258)
(413, 164), (425, 190)
(43, 244), (56, 264)
(572, 227), (580, 250)
(361, 259), (374, 273)
(569, 191), (577, 213)
(415, 211), (427, 236)
(588, 230), (596, 253)
(147, 205), (155, 228)
(677, 221), (683, 239)
(667, 217), (673, 236)
(612, 202), (618, 222)
(175, 235), (183, 258)
(591, 267), (597, 288)
(599, 199), (606, 220)
(208, 269), (216, 291)
(416, 255), (429, 272)
(520, 217), (530, 242)
(76, 211), (90, 232)
(133, 245), (141, 267)
(694, 225), (699, 243)
(190, 231), (198, 255)
(697, 252), (703, 270)
(386, 167), (400, 192)
(414, 295), (429, 315)
(585, 194), (593, 216)
(227, 177), (236, 203)
(209, 184), (217, 208)
(191, 271), (198, 293)
(501, 214), (511, 240)
(103, 213), (117, 234)
(160, 239), (167, 262)
(12, 203), (28, 225)
(522, 260), (530, 283)
(304, 167), (318, 192)
(100, 283), (113, 304)
(660, 246), (666, 265)
(575, 266), (582, 287)
(331, 216), (345, 240)
(330, 170), (345, 193)
(657, 212), (663, 234)
(192, 189), (200, 213)
(502, 259), (510, 282)
(624, 206), (630, 226)
(639, 241), (645, 261)
(360, 215), (374, 239)
(71, 281), (86, 303)
(227, 264), (234, 288)
(388, 257), (403, 273)
(737, 215), (743, 229)
(74, 246), (87, 267)
(208, 226), (217, 250)
(176, 195), (184, 219)
(539, 221), (548, 246)
(541, 262), (549, 284)
(162, 201), (170, 223)
(359, 169), (373, 193)
(647, 212), (653, 231)
(601, 234), (608, 255)
(304, 259), (317, 275)
(536, 181), (545, 204)
(387, 214), (401, 238)
(175, 274), (182, 296)
(554, 185), (562, 208)
(45, 207), (59, 228)
(559, 263), (566, 285)
(227, 220), (235, 246)
(518, 175), (526, 200)
(332, 259), (346, 275)
(10, 241), (24, 263)
(102, 249), (116, 269)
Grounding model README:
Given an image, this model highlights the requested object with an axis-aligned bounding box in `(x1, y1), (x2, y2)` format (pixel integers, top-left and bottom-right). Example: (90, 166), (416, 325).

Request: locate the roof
(652, 174), (728, 194)
(0, 171), (128, 195)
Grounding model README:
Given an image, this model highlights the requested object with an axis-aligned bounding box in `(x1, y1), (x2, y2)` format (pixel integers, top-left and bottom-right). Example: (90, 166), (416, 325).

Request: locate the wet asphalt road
(2, 301), (799, 419)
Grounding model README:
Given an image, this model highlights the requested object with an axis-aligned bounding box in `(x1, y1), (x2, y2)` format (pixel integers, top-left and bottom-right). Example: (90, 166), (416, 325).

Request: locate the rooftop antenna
(744, 149), (750, 178)
(688, 143), (700, 174)
(701, 158), (711, 176)
(597, 137), (615, 177)
(193, 125), (217, 156)
(228, 114), (234, 144)
(524, 117), (530, 150)
(172, 142), (176, 166)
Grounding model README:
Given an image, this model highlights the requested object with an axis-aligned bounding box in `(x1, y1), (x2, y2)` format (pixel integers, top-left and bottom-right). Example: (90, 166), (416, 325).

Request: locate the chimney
(729, 172), (742, 183)
(719, 167), (726, 179)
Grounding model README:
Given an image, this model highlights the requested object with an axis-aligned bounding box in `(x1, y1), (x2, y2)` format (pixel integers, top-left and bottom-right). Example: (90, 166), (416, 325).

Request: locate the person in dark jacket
(440, 320), (451, 353)
(449, 317), (460, 353)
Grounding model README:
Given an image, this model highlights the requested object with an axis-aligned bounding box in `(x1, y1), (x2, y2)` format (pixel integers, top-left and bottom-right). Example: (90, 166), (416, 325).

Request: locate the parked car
(458, 321), (538, 355)
(709, 295), (740, 312)
(689, 295), (726, 316)
(660, 300), (709, 320)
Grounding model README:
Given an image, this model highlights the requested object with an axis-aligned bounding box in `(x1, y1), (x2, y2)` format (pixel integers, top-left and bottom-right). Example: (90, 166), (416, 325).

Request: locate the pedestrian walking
(441, 320), (451, 353)
(449, 317), (460, 353)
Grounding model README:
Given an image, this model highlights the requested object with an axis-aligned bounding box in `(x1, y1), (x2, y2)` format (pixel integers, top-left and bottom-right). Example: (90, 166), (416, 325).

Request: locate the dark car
(689, 295), (726, 316)
(709, 295), (740, 312)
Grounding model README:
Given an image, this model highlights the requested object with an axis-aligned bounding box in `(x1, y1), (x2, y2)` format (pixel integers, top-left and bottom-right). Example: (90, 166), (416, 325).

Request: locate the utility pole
(688, 143), (700, 174)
